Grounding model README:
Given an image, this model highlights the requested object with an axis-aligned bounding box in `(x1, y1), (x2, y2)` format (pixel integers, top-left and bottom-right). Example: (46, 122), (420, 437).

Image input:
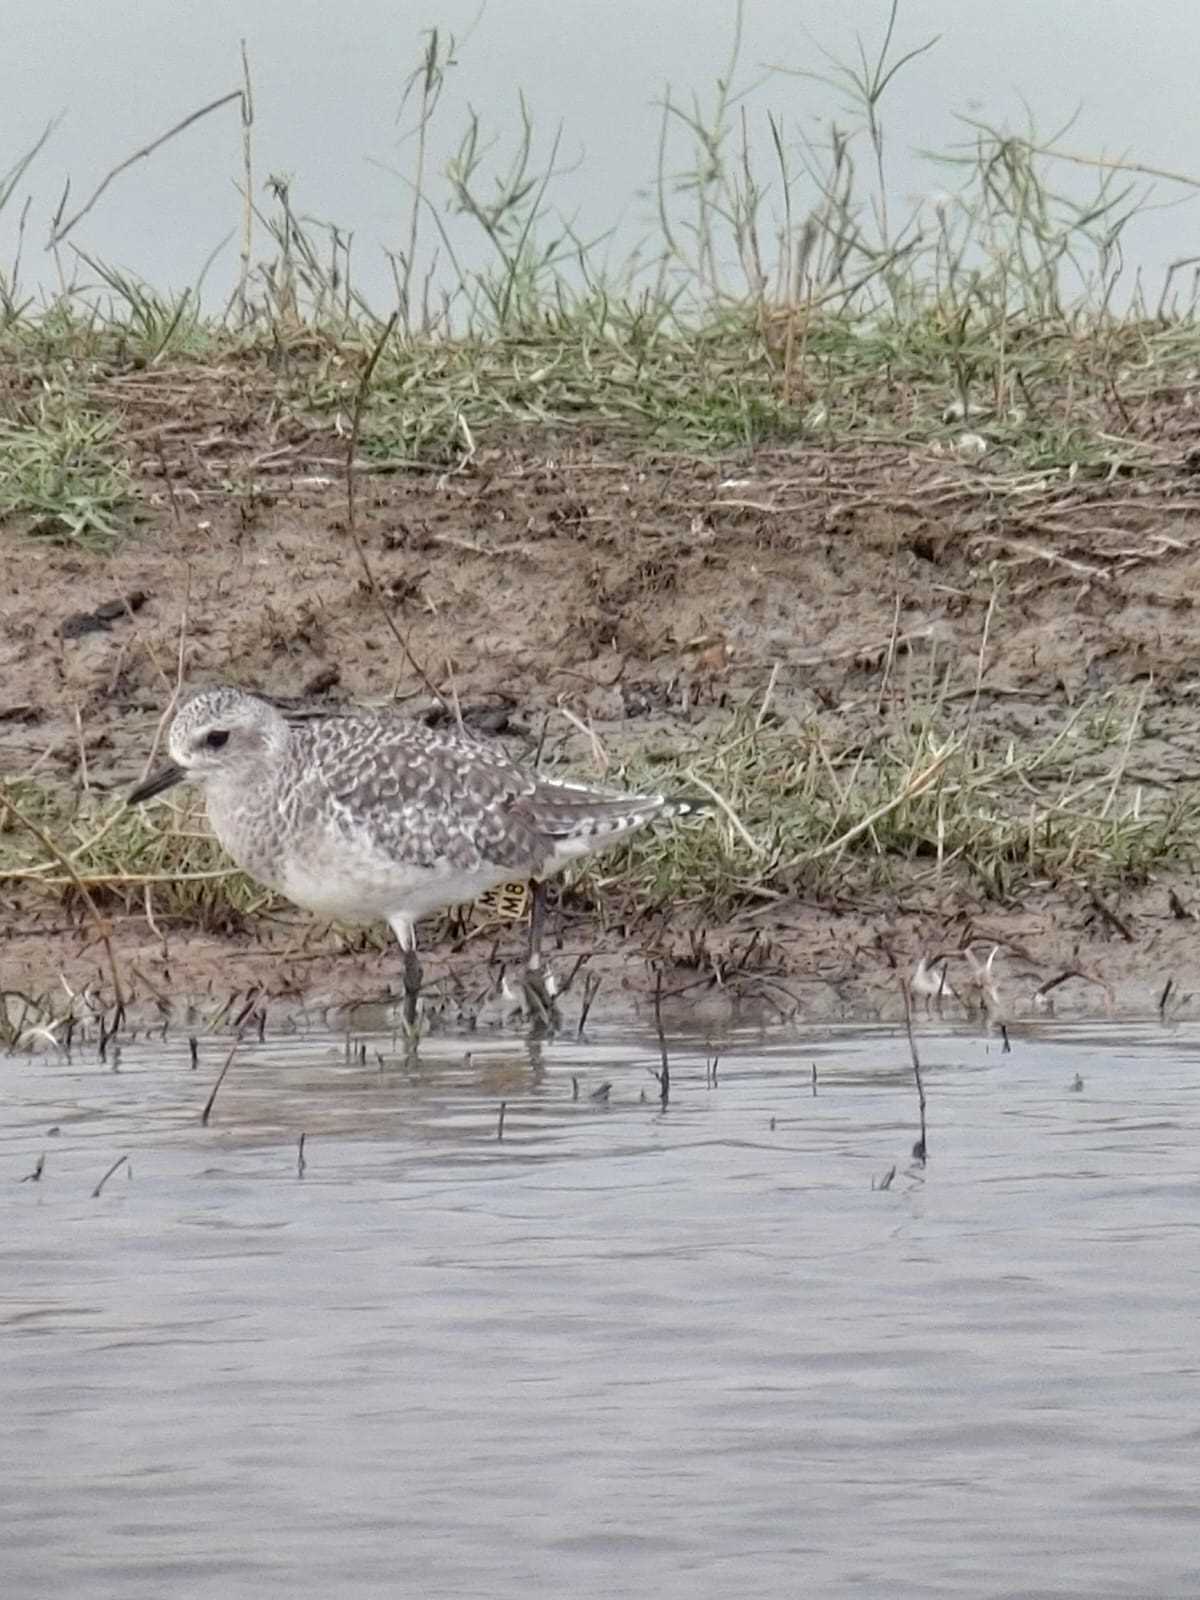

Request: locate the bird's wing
(312, 715), (541, 869)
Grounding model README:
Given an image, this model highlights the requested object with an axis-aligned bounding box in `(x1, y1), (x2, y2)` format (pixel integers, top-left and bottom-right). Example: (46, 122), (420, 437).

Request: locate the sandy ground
(6, 394), (1200, 1025)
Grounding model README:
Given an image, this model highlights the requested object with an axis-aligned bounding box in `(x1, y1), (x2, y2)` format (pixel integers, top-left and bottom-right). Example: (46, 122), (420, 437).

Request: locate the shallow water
(3, 1018), (1200, 1599)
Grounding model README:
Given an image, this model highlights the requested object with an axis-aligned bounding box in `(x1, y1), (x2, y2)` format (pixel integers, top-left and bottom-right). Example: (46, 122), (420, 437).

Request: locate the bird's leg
(389, 915), (424, 1045)
(522, 879), (558, 1029)
(403, 948), (422, 1030)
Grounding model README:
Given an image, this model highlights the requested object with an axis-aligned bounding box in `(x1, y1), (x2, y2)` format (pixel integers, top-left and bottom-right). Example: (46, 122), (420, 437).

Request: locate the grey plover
(128, 686), (707, 1031)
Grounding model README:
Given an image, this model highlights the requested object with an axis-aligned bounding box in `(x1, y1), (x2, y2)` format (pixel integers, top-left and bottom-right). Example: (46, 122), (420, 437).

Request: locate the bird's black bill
(127, 763), (186, 805)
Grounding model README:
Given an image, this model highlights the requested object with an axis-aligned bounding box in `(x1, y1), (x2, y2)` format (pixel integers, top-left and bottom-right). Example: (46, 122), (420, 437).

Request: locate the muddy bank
(5, 398), (1200, 1020)
(3, 871), (1197, 1033)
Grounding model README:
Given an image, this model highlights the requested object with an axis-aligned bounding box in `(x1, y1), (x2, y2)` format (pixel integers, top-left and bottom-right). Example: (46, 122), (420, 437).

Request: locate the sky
(3, 0), (1199, 309)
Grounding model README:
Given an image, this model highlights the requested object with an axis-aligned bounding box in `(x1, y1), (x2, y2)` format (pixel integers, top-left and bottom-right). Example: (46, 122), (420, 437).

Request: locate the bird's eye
(203, 730), (230, 751)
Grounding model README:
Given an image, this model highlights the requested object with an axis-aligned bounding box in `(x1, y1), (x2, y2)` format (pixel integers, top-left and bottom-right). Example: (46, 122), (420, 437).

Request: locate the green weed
(0, 387), (133, 546)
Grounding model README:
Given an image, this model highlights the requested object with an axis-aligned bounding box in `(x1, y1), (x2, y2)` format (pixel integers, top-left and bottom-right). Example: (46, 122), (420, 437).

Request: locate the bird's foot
(524, 965), (561, 1030)
(399, 994), (425, 1051)
(500, 964), (560, 1030)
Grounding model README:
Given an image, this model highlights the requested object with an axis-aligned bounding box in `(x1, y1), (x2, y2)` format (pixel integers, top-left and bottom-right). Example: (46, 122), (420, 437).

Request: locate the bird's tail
(660, 795), (711, 820)
(530, 785), (710, 863)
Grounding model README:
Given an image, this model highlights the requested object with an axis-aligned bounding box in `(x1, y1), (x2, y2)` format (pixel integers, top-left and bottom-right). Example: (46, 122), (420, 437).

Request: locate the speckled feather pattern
(158, 688), (703, 926)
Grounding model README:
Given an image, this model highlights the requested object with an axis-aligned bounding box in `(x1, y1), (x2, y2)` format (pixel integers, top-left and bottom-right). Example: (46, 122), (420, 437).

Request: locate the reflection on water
(4, 1021), (1200, 1598)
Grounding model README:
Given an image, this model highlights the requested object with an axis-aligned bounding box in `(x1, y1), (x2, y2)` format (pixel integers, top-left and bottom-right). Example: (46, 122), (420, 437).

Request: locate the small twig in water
(496, 1100), (507, 1141)
(91, 1155), (128, 1197)
(201, 1034), (243, 1126)
(554, 953), (588, 999)
(653, 966), (670, 1110)
(232, 988), (263, 1030)
(297, 1132), (307, 1177)
(1159, 978), (1174, 1019)
(577, 971), (601, 1037)
(899, 977), (928, 1163)
(98, 1007), (123, 1065)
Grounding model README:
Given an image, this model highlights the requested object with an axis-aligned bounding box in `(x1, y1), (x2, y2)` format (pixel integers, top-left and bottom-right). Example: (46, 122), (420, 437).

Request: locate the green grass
(0, 294), (1183, 538)
(0, 1), (1195, 538)
(575, 693), (1200, 919)
(0, 384), (134, 546)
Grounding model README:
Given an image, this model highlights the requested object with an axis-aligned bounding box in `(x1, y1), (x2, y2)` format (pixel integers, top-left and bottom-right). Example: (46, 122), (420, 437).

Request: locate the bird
(909, 954), (955, 1011)
(964, 943), (1003, 1018)
(127, 686), (707, 1035)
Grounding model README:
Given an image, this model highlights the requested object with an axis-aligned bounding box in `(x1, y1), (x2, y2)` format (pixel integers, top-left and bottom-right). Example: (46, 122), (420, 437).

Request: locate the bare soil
(6, 373), (1200, 1026)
